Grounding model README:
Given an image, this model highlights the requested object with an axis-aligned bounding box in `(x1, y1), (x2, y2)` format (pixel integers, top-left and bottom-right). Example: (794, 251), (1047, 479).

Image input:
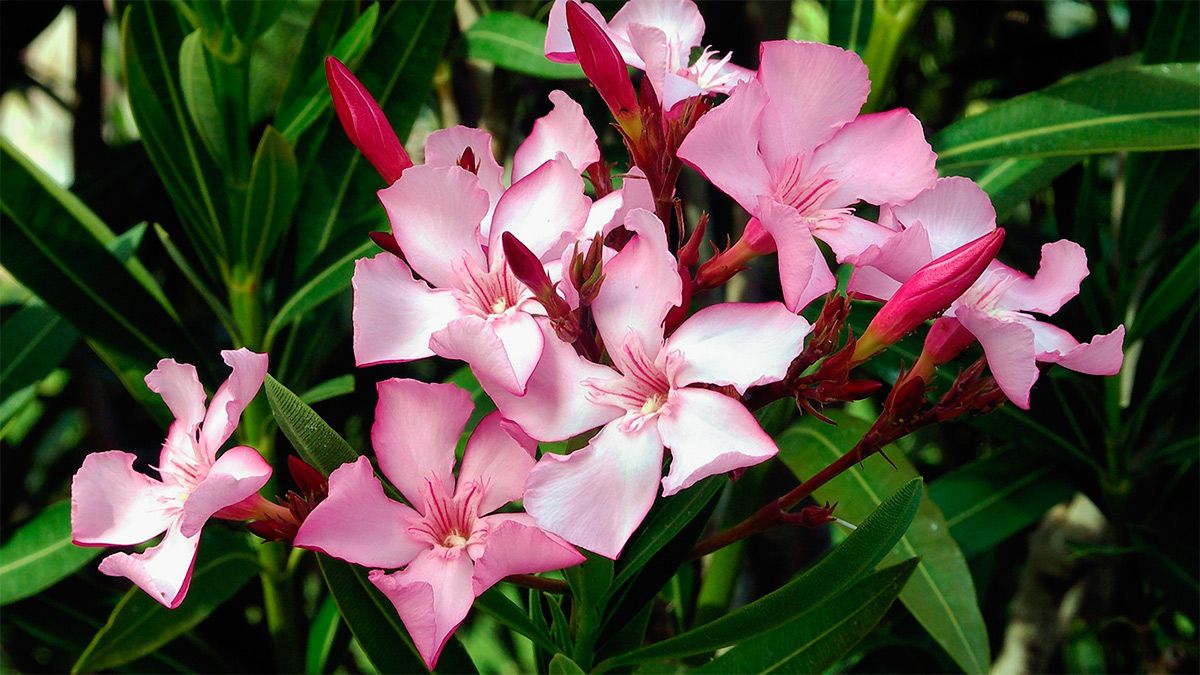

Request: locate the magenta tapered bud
(326, 56), (412, 184)
(855, 228), (1005, 362)
(502, 232), (555, 296)
(565, 2), (640, 124)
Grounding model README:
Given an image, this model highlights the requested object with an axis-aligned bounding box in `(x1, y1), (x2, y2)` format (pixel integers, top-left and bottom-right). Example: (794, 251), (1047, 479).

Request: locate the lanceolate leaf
(0, 501), (101, 606)
(241, 127), (300, 268)
(266, 240), (373, 347)
(71, 528), (258, 673)
(293, 0), (453, 275)
(179, 30), (229, 171)
(610, 477), (724, 591)
(828, 0), (873, 55)
(601, 479), (922, 669)
(1130, 242), (1200, 341)
(0, 305), (78, 403)
(305, 594), (344, 675)
(0, 141), (195, 367)
(463, 12), (586, 79)
(264, 374), (358, 475)
(475, 588), (559, 653)
(957, 155), (1081, 221)
(778, 412), (991, 674)
(933, 63), (1200, 170)
(696, 559), (918, 674)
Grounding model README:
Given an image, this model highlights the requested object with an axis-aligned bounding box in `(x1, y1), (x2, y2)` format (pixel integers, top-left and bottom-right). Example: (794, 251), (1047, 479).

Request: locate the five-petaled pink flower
(678, 40), (937, 312)
(545, 0), (753, 109)
(294, 379), (584, 669)
(478, 209), (812, 558)
(849, 177), (1125, 408)
(71, 350), (271, 608)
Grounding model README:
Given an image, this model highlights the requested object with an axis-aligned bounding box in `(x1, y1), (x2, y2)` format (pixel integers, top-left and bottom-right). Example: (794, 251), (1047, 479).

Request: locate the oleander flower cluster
(68, 0), (1125, 669)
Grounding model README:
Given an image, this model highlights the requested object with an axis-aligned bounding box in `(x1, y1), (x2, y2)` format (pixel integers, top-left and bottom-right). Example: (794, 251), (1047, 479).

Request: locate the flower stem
(258, 541), (302, 673)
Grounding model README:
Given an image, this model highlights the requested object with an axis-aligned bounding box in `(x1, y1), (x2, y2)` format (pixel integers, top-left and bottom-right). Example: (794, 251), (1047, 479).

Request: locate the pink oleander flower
(849, 177), (1125, 408)
(354, 91), (652, 394)
(70, 350), (271, 608)
(293, 379), (584, 670)
(326, 56), (412, 185)
(546, 0), (753, 110)
(477, 209), (813, 558)
(677, 40), (937, 312)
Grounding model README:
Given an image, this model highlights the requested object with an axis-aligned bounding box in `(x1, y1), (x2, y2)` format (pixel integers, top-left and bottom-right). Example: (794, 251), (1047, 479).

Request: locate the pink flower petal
(523, 422), (665, 558)
(144, 359), (207, 436)
(424, 126), (506, 211)
(471, 513), (585, 594)
(887, 177), (996, 258)
(544, 0), (611, 64)
(459, 413), (538, 514)
(812, 108), (938, 209)
(657, 387), (777, 496)
(757, 200), (836, 312)
(178, 446), (272, 538)
(626, 23), (673, 104)
(430, 312), (544, 395)
(97, 521), (200, 609)
(370, 550), (475, 670)
(352, 254), (465, 366)
(1000, 240), (1089, 316)
(677, 80), (771, 213)
(580, 168), (654, 241)
(592, 209), (681, 367)
(1031, 322), (1125, 376)
(379, 164), (488, 289)
(956, 307), (1039, 409)
(666, 302), (811, 394)
(513, 91), (600, 182)
(71, 451), (173, 547)
(294, 456), (426, 569)
(482, 319), (623, 441)
(757, 41), (869, 170)
(373, 379), (472, 506)
(608, 0), (705, 67)
(847, 264), (904, 302)
(489, 156), (590, 262)
(847, 222), (935, 300)
(813, 214), (900, 263)
(661, 72), (706, 110)
(198, 349), (268, 455)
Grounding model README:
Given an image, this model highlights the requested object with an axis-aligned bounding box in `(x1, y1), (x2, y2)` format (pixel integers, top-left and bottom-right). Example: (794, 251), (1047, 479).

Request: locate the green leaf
(0, 140), (195, 366)
(1130, 242), (1200, 341)
(179, 30), (229, 171)
(601, 479), (921, 669)
(264, 374), (358, 475)
(696, 559), (918, 674)
(463, 12), (585, 79)
(828, 0), (873, 55)
(0, 501), (102, 606)
(549, 653), (587, 674)
(778, 412), (990, 674)
(933, 63), (1200, 170)
(241, 126), (299, 268)
(71, 528), (259, 673)
(154, 223), (240, 340)
(122, 0), (229, 275)
(929, 451), (1074, 559)
(300, 374), (356, 405)
(1144, 0), (1199, 65)
(611, 477), (724, 592)
(317, 556), (477, 674)
(266, 239), (373, 347)
(293, 0), (453, 275)
(956, 156), (1081, 221)
(0, 304), (78, 402)
(224, 0), (287, 44)
(306, 593), (343, 675)
(474, 588), (558, 653)
(277, 3), (379, 144)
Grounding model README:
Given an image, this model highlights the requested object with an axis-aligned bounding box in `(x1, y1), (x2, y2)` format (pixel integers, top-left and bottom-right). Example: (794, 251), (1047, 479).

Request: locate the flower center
(772, 155), (852, 224)
(641, 393), (666, 415)
(443, 532), (469, 549)
(491, 297), (508, 314)
(408, 479), (487, 557)
(452, 255), (529, 318)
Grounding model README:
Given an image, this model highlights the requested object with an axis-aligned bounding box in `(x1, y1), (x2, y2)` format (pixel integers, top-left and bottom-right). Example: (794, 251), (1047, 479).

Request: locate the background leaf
(462, 12), (585, 80)
(0, 501), (102, 606)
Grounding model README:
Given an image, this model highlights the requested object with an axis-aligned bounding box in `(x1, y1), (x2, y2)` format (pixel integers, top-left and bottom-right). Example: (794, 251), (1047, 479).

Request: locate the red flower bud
(855, 228), (1005, 362)
(565, 2), (639, 124)
(325, 56), (412, 184)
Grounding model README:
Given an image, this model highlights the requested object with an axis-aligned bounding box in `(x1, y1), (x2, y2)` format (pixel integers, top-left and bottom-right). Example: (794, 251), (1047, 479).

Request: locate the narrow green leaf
(1, 141), (195, 366)
(828, 0), (873, 55)
(179, 30), (229, 170)
(276, 0), (355, 127)
(956, 156), (1081, 221)
(277, 3), (379, 144)
(266, 240), (373, 347)
(934, 63), (1200, 170)
(153, 223), (240, 340)
(300, 374), (356, 405)
(71, 528), (258, 673)
(1144, 0), (1199, 65)
(603, 479), (921, 668)
(293, 0), (453, 274)
(929, 452), (1074, 558)
(225, 0), (287, 43)
(0, 501), (101, 606)
(778, 413), (990, 674)
(306, 593), (343, 675)
(463, 12), (585, 79)
(241, 126), (300, 268)
(611, 477), (724, 591)
(1131, 243), (1200, 341)
(0, 304), (78, 402)
(696, 559), (918, 674)
(475, 588), (558, 653)
(549, 653), (587, 674)
(264, 374), (358, 475)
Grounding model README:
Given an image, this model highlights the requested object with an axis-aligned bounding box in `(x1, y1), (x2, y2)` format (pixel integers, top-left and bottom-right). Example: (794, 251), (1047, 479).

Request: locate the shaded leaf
(1130, 242), (1199, 341)
(300, 375), (356, 405)
(549, 652), (587, 674)
(0, 305), (78, 402)
(611, 477), (724, 591)
(264, 374), (358, 476)
(305, 593), (343, 675)
(241, 126), (299, 268)
(179, 30), (229, 171)
(956, 156), (1081, 221)
(475, 588), (558, 653)
(266, 240), (373, 347)
(828, 0), (873, 55)
(0, 501), (102, 606)
(463, 12), (585, 79)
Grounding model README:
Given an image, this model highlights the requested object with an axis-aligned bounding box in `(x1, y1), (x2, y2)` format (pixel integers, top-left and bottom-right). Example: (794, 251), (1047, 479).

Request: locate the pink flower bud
(855, 228), (1005, 362)
(501, 232), (555, 297)
(325, 56), (412, 184)
(565, 2), (639, 122)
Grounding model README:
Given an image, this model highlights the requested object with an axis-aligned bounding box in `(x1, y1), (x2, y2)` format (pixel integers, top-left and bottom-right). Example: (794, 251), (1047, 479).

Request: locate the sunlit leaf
(463, 12), (585, 79)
